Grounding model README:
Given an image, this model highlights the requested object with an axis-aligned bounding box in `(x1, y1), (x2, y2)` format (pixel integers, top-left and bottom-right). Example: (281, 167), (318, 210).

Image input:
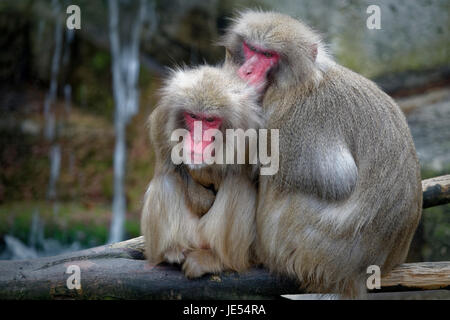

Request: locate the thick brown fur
(141, 65), (264, 278)
(221, 10), (422, 298)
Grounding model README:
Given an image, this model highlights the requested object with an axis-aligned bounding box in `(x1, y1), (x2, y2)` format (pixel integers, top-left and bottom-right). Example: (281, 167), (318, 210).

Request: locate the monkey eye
(205, 117), (215, 123)
(263, 51), (273, 58)
(248, 44), (257, 52)
(189, 113), (199, 120)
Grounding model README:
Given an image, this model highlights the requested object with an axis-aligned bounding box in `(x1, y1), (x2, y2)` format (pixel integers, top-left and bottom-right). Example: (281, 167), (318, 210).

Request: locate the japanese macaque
(221, 10), (422, 298)
(141, 65), (264, 278)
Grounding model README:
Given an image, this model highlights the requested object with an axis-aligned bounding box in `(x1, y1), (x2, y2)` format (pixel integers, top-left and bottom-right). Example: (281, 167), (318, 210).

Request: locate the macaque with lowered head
(141, 65), (265, 278)
(221, 10), (422, 297)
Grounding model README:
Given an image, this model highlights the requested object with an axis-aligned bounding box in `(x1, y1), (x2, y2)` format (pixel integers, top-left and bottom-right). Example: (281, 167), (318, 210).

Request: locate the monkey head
(221, 10), (331, 90)
(154, 65), (264, 169)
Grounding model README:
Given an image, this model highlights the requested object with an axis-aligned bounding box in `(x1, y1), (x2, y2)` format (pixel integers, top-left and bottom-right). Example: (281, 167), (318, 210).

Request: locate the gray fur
(222, 10), (422, 297)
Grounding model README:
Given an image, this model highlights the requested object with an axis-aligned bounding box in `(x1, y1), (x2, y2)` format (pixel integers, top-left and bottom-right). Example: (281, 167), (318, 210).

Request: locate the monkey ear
(311, 43), (318, 61)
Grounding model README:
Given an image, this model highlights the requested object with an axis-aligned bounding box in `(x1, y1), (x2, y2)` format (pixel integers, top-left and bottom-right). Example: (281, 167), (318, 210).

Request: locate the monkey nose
(238, 65), (253, 80)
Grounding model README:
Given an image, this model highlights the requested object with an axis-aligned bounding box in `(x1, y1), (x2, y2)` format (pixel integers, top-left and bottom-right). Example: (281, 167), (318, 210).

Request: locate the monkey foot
(163, 247), (186, 264)
(182, 249), (223, 279)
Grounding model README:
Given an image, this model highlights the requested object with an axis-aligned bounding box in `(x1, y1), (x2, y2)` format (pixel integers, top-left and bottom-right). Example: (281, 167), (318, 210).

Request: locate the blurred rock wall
(257, 0), (449, 78)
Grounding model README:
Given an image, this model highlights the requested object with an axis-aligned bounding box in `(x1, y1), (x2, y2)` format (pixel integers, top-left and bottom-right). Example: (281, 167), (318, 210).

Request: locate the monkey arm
(141, 172), (201, 265)
(199, 172), (256, 272)
(279, 136), (358, 201)
(178, 172), (257, 278)
(184, 175), (216, 218)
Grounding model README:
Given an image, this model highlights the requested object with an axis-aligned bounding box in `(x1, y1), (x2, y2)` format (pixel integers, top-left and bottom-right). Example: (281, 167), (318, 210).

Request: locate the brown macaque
(141, 65), (264, 278)
(221, 10), (422, 298)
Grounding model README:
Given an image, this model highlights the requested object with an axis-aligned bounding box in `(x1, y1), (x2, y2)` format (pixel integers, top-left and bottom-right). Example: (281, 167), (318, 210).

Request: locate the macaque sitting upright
(221, 10), (422, 297)
(141, 65), (264, 278)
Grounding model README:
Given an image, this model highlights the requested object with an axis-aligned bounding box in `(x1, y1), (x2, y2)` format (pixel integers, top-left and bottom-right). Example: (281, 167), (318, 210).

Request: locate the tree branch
(422, 175), (450, 208)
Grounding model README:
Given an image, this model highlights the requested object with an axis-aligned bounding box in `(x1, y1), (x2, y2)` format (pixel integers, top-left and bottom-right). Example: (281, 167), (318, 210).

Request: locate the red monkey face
(183, 111), (223, 163)
(238, 42), (280, 89)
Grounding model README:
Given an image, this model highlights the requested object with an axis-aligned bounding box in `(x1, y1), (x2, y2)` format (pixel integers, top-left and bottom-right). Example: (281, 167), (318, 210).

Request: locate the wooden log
(0, 236), (449, 299)
(422, 174), (450, 208)
(109, 238), (447, 294)
(0, 174), (449, 299)
(0, 237), (298, 299)
(381, 261), (450, 291)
